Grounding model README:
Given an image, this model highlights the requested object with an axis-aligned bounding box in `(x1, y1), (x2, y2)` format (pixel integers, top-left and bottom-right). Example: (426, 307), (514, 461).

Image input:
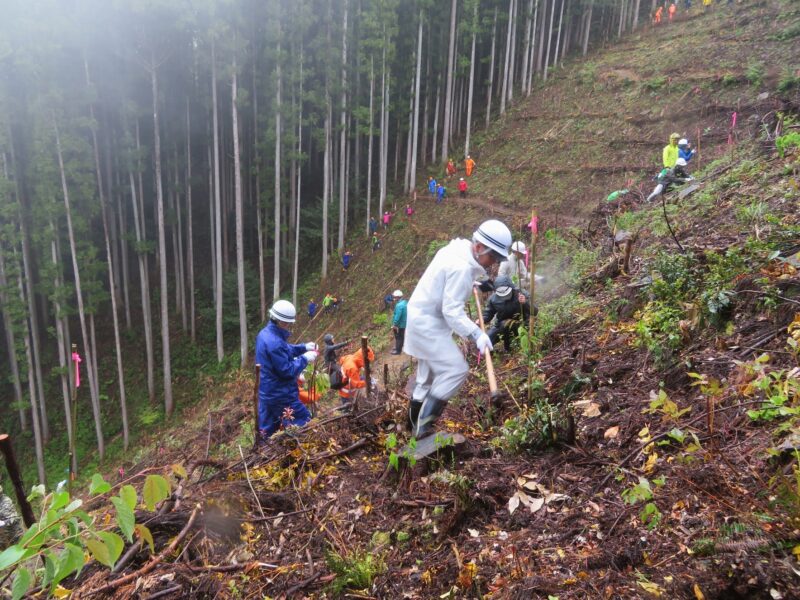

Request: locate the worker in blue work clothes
(428, 176), (437, 196)
(254, 300), (319, 444)
(678, 138), (696, 163)
(436, 183), (446, 204)
(308, 299), (317, 319)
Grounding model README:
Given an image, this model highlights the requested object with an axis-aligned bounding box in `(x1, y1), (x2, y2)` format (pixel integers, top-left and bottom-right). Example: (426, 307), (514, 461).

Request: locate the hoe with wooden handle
(472, 287), (501, 405)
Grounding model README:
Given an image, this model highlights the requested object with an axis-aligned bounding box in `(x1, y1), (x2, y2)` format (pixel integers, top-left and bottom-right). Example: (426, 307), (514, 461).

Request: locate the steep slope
(9, 2), (800, 599)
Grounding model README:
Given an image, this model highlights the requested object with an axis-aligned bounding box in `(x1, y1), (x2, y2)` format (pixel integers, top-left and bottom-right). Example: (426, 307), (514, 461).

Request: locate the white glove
(475, 332), (493, 354)
(305, 342), (318, 351)
(370, 377), (378, 387)
(302, 350), (318, 362)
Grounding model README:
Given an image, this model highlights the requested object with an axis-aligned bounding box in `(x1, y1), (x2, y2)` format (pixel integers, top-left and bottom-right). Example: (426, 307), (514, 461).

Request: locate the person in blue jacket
(342, 250), (353, 270)
(255, 300), (319, 443)
(391, 290), (408, 355)
(428, 176), (437, 196)
(436, 183), (446, 204)
(678, 138), (696, 163)
(308, 299), (317, 318)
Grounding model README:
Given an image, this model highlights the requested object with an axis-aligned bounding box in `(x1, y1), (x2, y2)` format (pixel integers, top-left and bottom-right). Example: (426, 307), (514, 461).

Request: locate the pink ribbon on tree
(728, 111), (738, 145)
(71, 351), (82, 388)
(527, 214), (539, 236)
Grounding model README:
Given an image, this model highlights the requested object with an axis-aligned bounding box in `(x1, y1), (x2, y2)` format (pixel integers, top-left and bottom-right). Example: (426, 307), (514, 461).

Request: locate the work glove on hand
(302, 350), (319, 362)
(474, 332), (493, 354)
(370, 377), (378, 388)
(305, 342), (318, 351)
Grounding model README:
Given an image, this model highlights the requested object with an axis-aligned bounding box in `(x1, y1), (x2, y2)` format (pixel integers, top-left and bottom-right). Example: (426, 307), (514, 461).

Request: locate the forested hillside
(0, 0), (648, 483)
(2, 0), (800, 597)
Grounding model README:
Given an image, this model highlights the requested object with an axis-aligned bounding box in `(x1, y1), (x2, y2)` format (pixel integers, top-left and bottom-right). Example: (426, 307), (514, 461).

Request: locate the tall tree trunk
(431, 77), (440, 163)
(338, 1), (348, 250)
(0, 246), (26, 430)
(408, 11), (422, 194)
(252, 62), (265, 323)
(131, 120), (155, 403)
(85, 56), (129, 450)
(527, 0), (540, 94)
(421, 26), (431, 165)
(174, 159), (187, 332)
(378, 40), (387, 216)
(150, 59), (174, 416)
(16, 259), (45, 483)
(521, 0), (534, 98)
(486, 7), (498, 127)
(500, 0), (513, 114)
(186, 99), (195, 342)
(508, 0), (518, 102)
(440, 0), (457, 163)
(365, 56), (374, 236)
(464, 2), (477, 156)
(54, 116), (104, 458)
(273, 39), (283, 301)
(632, 0), (641, 30)
(554, 0), (565, 67)
(211, 40), (224, 362)
(544, 0), (556, 80)
(321, 109), (330, 278)
(582, 0), (594, 55)
(292, 49), (304, 306)
(232, 58), (247, 367)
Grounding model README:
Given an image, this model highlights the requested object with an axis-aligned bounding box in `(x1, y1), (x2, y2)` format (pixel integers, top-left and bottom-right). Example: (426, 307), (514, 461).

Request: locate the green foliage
(774, 23), (800, 41)
(491, 400), (564, 454)
(776, 131), (800, 158)
(621, 476), (665, 530)
(372, 312), (388, 326)
(426, 239), (448, 259)
(635, 301), (684, 365)
(746, 62), (765, 87)
(326, 547), (386, 594)
(641, 76), (667, 92)
(386, 434), (417, 470)
(0, 472), (170, 597)
(721, 73), (739, 87)
(577, 62), (597, 86)
(777, 67), (800, 93)
(644, 388), (691, 421)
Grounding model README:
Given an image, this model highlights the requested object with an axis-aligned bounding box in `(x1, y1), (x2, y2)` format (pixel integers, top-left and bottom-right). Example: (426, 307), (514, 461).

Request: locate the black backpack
(329, 365), (349, 390)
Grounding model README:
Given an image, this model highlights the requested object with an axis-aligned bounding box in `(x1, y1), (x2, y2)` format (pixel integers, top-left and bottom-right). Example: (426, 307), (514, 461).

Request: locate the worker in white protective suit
(498, 241), (529, 288)
(404, 219), (512, 439)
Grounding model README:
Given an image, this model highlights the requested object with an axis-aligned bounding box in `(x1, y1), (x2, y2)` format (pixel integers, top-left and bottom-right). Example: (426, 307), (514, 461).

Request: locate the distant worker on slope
(255, 300), (319, 442)
(342, 250), (353, 270)
(446, 158), (457, 178)
(481, 276), (533, 353)
(337, 346), (376, 404)
(647, 158), (693, 202)
(458, 177), (468, 198)
(668, 2), (677, 21)
(663, 132), (680, 168)
(404, 219), (512, 438)
(465, 155), (476, 176)
(678, 138), (696, 163)
(391, 290), (407, 355)
(428, 176), (437, 196)
(499, 241), (530, 288)
(436, 183), (447, 204)
(308, 299), (317, 319)
(654, 5), (663, 23)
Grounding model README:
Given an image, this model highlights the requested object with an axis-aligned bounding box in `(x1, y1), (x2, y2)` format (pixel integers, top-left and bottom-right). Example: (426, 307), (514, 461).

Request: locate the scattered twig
(309, 438), (368, 462)
(144, 585), (182, 600)
(239, 445), (266, 519)
(282, 571), (322, 598)
(88, 505), (200, 596)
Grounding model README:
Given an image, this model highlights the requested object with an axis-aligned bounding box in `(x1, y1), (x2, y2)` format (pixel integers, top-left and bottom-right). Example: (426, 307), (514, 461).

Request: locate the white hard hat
(473, 220), (512, 260)
(460, 177), (464, 181)
(511, 241), (526, 253)
(675, 158), (687, 167)
(392, 289), (403, 298)
(269, 299), (297, 323)
(678, 138), (688, 146)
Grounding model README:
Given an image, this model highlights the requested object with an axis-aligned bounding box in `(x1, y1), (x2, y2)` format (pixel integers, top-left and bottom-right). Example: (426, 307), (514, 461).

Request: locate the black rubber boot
(408, 400), (422, 431)
(413, 397), (448, 439)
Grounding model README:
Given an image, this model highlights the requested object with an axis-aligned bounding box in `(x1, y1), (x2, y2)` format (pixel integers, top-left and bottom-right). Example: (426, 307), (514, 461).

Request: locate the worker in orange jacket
(668, 2), (677, 20)
(297, 373), (320, 405)
(337, 346), (376, 403)
(464, 155), (476, 176)
(654, 5), (663, 23)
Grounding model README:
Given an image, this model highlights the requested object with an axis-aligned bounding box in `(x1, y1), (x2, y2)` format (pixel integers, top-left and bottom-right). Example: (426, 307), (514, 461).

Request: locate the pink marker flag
(71, 351), (82, 388)
(528, 214), (539, 236)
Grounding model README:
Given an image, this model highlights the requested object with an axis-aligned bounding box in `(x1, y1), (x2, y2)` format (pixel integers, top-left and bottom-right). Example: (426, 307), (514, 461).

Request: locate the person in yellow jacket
(662, 132), (680, 168)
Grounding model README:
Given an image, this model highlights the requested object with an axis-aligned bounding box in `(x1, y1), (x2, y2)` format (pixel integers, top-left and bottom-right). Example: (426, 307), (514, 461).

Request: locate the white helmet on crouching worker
(473, 219), (512, 262)
(392, 289), (404, 298)
(269, 299), (297, 323)
(675, 158), (688, 167)
(511, 241), (526, 254)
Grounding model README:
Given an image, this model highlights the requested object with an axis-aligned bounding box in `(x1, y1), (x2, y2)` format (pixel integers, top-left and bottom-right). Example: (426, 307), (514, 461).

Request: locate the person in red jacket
(337, 346), (376, 404)
(446, 158), (457, 178)
(458, 178), (468, 198)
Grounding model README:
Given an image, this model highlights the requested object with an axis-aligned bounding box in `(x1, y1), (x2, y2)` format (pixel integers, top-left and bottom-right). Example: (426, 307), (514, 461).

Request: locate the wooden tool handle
(472, 288), (498, 395)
